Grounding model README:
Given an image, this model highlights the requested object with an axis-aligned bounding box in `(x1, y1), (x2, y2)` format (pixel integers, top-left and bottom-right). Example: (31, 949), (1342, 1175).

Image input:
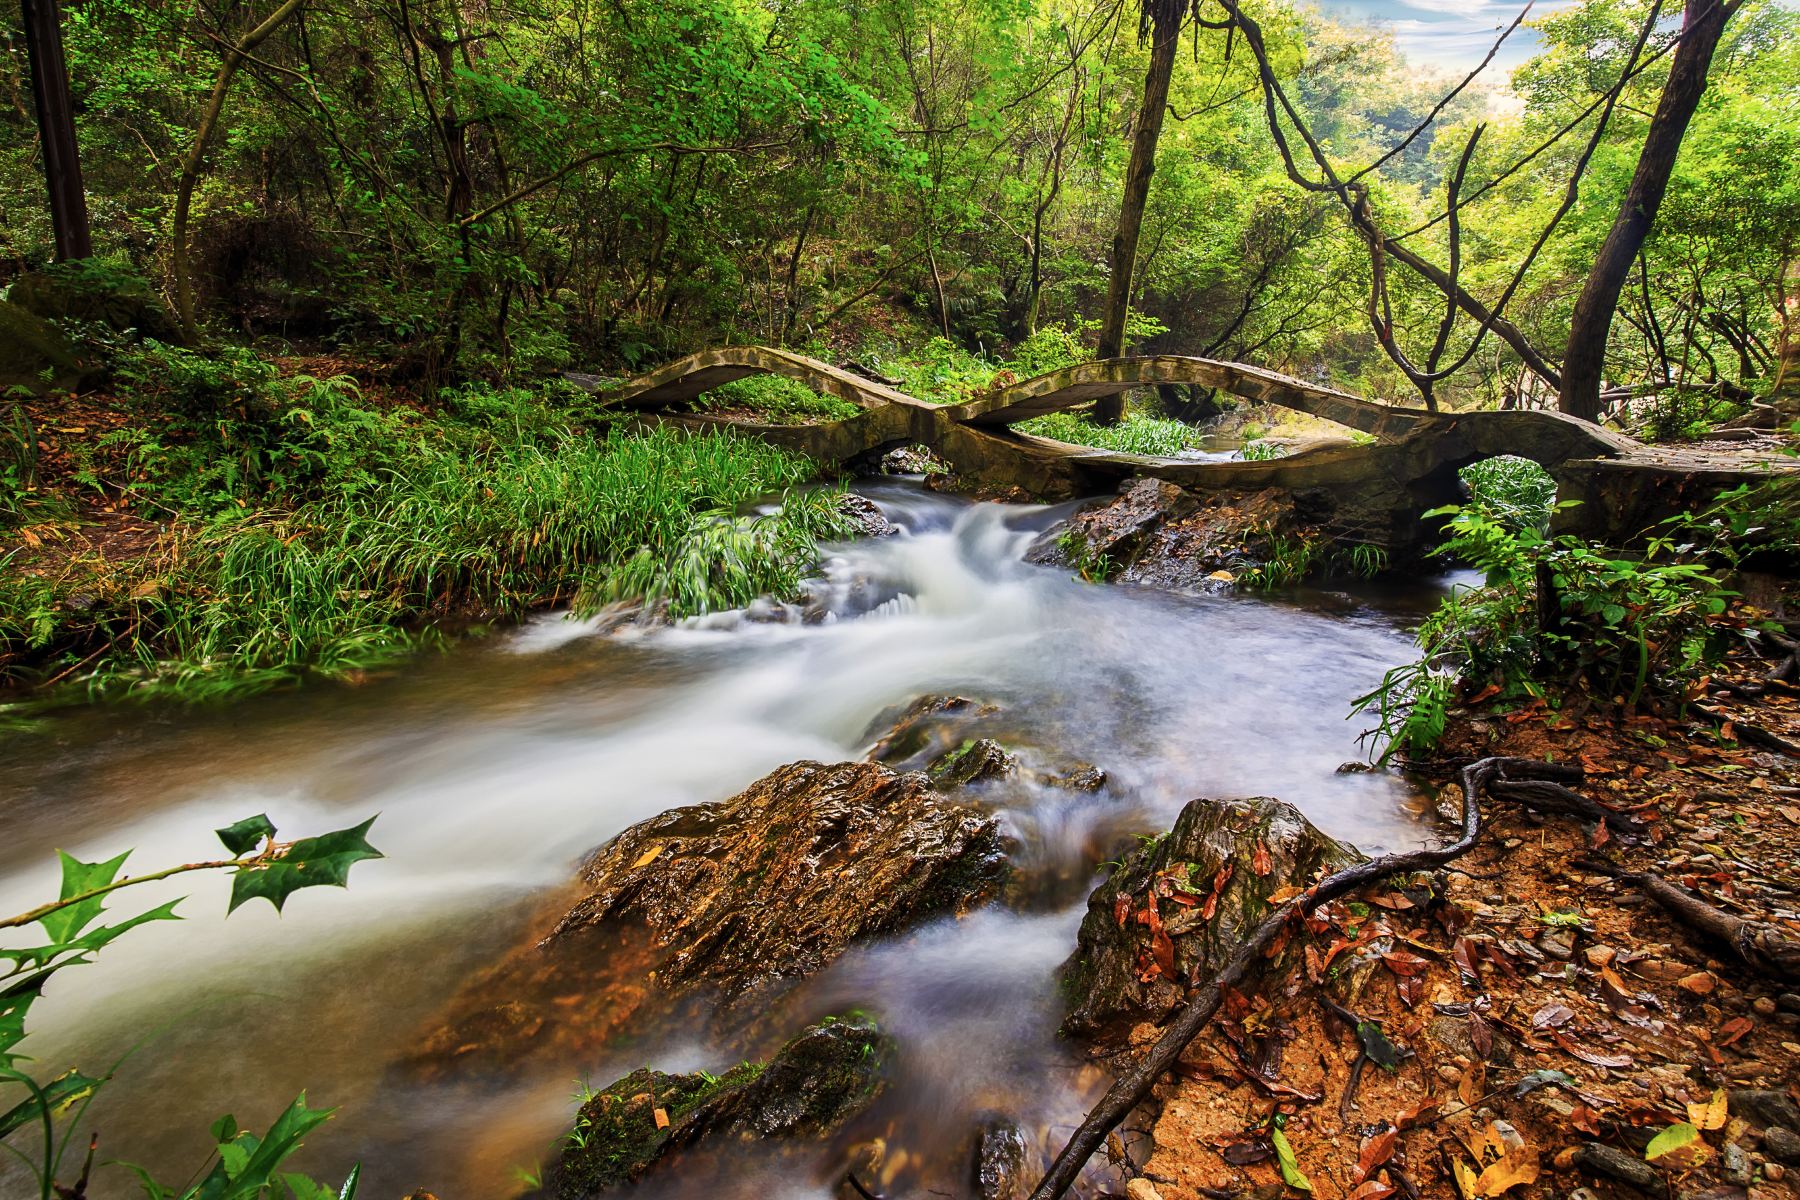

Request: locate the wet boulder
(864, 694), (1003, 768)
(552, 759), (1006, 1001)
(1060, 796), (1362, 1040)
(836, 492), (897, 538)
(973, 1117), (1029, 1200)
(550, 1015), (892, 1196)
(409, 760), (1005, 1076)
(929, 738), (1016, 788)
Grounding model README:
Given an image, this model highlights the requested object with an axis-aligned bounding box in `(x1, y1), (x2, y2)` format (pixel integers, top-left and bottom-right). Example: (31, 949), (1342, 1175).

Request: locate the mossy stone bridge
(594, 346), (1799, 559)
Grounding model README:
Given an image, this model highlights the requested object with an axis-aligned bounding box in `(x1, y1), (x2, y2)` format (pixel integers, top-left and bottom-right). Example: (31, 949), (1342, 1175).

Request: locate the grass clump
(1017, 411), (1206, 457)
(2, 345), (854, 707)
(1459, 455), (1557, 533)
(697, 374), (862, 424)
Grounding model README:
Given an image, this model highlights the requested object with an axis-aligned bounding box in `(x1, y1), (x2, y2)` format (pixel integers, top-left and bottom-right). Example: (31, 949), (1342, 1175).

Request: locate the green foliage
(1459, 455), (1558, 533)
(1, 816), (379, 1199)
(1057, 529), (1116, 584)
(1017, 411), (1206, 456)
(1240, 529), (1322, 591)
(697, 375), (861, 424)
(1, 365), (847, 705)
(1353, 503), (1739, 761)
(1238, 438), (1285, 462)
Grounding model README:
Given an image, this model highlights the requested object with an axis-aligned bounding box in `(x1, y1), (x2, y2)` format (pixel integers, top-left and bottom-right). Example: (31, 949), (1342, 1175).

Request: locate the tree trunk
(20, 0), (91, 261)
(1094, 6), (1181, 424)
(1558, 0), (1739, 421)
(171, 0), (306, 341)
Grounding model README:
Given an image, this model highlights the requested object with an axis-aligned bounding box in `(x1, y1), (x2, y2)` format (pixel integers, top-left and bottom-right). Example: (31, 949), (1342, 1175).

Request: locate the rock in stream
(408, 759), (1006, 1076)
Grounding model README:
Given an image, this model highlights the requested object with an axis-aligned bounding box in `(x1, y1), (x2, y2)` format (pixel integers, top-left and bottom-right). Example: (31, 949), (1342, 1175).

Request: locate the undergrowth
(696, 374), (861, 424)
(1017, 411), (1207, 456)
(1, 343), (853, 709)
(1350, 481), (1799, 762)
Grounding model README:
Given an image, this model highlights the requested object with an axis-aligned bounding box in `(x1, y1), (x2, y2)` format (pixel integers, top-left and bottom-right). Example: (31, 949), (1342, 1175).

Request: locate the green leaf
(1270, 1126), (1312, 1192)
(1355, 1018), (1402, 1070)
(1645, 1121), (1702, 1162)
(216, 815), (277, 857)
(0, 1069), (105, 1140)
(228, 818), (382, 914)
(40, 850), (131, 944)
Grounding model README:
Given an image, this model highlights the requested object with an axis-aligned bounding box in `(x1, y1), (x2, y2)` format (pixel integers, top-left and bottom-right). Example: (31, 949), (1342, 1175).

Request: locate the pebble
(1438, 1064), (1461, 1083)
(1585, 945), (1617, 967)
(1767, 1162), (1787, 1181)
(1753, 997), (1778, 1016)
(1778, 993), (1800, 1015)
(1126, 1181), (1164, 1200)
(1540, 929), (1577, 961)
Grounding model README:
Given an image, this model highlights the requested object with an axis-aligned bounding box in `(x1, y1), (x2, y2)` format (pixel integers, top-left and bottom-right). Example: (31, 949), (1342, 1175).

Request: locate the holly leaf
(216, 814), (277, 857)
(1271, 1126), (1312, 1192)
(228, 818), (382, 914)
(39, 850), (130, 944)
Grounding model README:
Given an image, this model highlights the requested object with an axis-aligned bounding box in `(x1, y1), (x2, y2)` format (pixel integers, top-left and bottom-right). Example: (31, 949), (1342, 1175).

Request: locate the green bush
(1459, 455), (1557, 533)
(1353, 503), (1736, 761)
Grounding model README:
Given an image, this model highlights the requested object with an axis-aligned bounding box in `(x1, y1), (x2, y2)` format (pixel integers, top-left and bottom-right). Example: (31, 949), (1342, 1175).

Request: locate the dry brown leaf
(1687, 1087), (1727, 1131)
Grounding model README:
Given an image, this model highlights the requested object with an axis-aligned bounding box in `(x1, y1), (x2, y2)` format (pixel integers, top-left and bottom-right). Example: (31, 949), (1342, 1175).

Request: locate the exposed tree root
(1483, 775), (1648, 838)
(1026, 756), (1571, 1200)
(1576, 860), (1800, 983)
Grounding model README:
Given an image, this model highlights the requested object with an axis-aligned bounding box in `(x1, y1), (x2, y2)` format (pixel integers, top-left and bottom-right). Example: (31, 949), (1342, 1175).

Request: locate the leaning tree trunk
(171, 0), (306, 342)
(1094, 2), (1183, 425)
(1558, 0), (1740, 422)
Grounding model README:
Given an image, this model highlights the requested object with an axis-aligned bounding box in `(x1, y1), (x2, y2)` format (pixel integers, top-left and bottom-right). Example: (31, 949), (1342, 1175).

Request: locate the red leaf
(1551, 1030), (1634, 1068)
(1382, 950), (1431, 977)
(1253, 839), (1272, 877)
(1716, 1016), (1754, 1047)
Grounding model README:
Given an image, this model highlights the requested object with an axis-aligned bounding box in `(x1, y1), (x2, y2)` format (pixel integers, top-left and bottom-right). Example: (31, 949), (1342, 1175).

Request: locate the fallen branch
(1694, 703), (1800, 757)
(1577, 861), (1800, 983)
(1026, 756), (1571, 1200)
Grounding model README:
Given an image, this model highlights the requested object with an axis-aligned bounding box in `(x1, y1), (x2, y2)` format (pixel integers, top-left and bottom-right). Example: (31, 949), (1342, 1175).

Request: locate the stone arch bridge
(593, 346), (1797, 559)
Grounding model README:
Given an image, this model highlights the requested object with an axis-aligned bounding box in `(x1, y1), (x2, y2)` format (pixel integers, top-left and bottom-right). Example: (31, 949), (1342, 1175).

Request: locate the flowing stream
(0, 482), (1457, 1198)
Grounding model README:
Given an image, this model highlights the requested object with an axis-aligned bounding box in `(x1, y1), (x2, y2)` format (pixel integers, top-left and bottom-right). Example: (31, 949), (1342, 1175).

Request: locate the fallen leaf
(1716, 1016), (1754, 1047)
(652, 1106), (670, 1129)
(1644, 1121), (1710, 1167)
(631, 844), (666, 870)
(1687, 1088), (1727, 1131)
(1473, 1145), (1540, 1197)
(1357, 1126), (1398, 1182)
(1271, 1126), (1312, 1192)
(1253, 839), (1272, 877)
(1551, 1030), (1633, 1068)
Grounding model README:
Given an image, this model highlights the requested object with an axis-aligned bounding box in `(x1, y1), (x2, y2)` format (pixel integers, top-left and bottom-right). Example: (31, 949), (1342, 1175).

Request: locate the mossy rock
(552, 1016), (892, 1196)
(0, 300), (93, 394)
(7, 259), (180, 341)
(1059, 796), (1363, 1041)
(928, 738), (1016, 788)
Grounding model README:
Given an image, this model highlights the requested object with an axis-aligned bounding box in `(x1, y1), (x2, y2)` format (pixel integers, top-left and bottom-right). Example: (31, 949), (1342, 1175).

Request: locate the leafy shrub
(1238, 438), (1285, 461)
(1353, 503), (1737, 760)
(2, 814), (380, 1199)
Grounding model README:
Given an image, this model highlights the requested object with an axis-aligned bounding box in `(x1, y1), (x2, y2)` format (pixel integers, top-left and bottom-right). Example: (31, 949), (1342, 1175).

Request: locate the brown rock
(1059, 795), (1362, 1040)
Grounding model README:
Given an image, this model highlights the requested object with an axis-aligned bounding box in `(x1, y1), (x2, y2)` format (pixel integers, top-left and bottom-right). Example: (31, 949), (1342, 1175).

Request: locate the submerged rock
(1060, 796), (1362, 1040)
(929, 738), (1016, 788)
(409, 760), (1004, 1076)
(836, 492), (898, 538)
(864, 694), (1003, 768)
(973, 1117), (1029, 1200)
(549, 1015), (892, 1196)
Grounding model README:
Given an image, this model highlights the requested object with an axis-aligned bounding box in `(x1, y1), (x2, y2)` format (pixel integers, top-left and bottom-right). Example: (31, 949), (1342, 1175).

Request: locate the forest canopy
(2, 0), (1797, 412)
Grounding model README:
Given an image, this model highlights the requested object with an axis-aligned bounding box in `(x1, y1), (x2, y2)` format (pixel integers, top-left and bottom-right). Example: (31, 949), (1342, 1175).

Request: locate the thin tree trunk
(20, 0), (90, 261)
(171, 0), (305, 341)
(1094, 6), (1181, 424)
(1559, 0), (1740, 421)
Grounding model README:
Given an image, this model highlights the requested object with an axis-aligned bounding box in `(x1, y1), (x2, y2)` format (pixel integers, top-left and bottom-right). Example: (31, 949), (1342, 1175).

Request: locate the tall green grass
(1016, 411), (1207, 456)
(4, 397), (852, 705)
